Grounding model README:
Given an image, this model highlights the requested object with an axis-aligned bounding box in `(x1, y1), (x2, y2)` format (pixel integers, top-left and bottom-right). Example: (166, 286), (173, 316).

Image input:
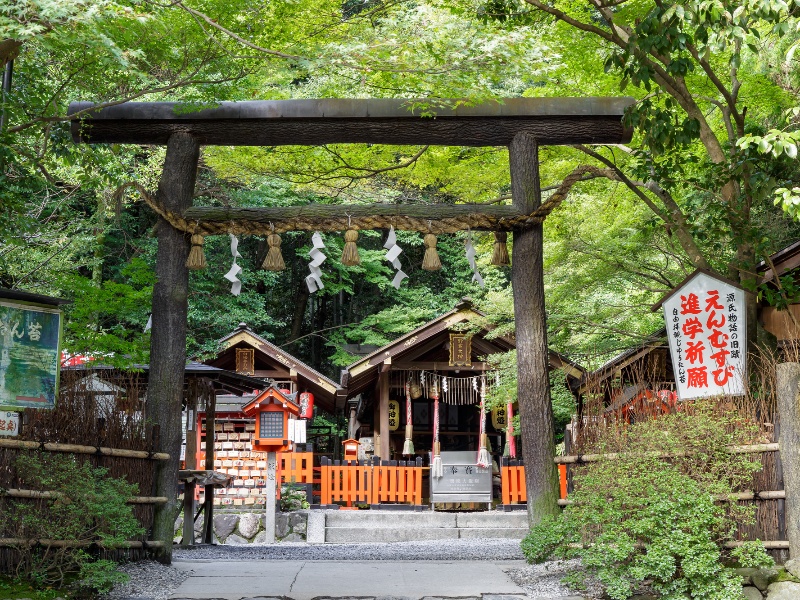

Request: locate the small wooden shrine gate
(69, 97), (634, 557)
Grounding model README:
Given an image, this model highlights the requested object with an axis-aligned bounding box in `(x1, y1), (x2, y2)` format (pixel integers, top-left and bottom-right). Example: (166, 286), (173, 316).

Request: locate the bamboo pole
(557, 489), (786, 506)
(0, 539), (165, 548)
(0, 438), (170, 461)
(553, 443), (779, 465)
(0, 489), (168, 504)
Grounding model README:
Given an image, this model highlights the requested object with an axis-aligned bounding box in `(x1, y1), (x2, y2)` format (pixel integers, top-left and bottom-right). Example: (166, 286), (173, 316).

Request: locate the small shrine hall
(340, 299), (585, 462)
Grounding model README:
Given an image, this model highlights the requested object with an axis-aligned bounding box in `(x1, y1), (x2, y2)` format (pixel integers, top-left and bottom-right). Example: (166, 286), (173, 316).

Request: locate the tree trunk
(509, 132), (560, 525)
(147, 132), (199, 564)
(776, 363), (800, 559)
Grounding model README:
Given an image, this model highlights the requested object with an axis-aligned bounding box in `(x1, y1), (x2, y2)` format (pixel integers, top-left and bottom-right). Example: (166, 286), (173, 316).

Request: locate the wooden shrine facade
(69, 95), (634, 552)
(341, 299), (585, 461)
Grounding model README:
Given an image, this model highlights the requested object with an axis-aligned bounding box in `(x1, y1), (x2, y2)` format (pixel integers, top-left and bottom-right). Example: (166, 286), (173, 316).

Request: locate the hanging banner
(388, 399), (400, 431)
(660, 271), (747, 400)
(1, 300), (62, 411)
(449, 334), (472, 367)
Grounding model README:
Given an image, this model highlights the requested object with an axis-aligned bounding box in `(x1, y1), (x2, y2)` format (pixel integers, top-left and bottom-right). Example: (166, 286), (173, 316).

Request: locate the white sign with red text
(663, 272), (746, 400)
(0, 411), (19, 436)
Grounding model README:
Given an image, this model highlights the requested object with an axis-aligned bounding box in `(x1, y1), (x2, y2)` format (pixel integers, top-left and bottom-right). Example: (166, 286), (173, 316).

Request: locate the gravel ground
(103, 541), (593, 600)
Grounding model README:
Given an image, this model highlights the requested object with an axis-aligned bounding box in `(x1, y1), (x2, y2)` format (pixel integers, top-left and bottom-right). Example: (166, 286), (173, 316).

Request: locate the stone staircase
(307, 510), (529, 543)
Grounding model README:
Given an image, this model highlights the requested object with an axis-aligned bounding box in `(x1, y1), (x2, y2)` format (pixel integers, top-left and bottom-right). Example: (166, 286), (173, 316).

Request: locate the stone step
(321, 510), (530, 543)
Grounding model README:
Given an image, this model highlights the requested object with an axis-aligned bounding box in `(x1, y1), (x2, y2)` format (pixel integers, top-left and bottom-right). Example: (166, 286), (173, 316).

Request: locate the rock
(784, 558), (800, 579)
(174, 515), (183, 533)
(753, 568), (781, 591)
(224, 533), (250, 545)
(281, 533), (304, 542)
(292, 519), (307, 535)
(193, 514), (204, 533)
(289, 512), (306, 528)
(253, 531), (269, 544)
(743, 586), (764, 600)
(238, 513), (260, 539)
(766, 581), (800, 599)
(737, 568), (758, 585)
(275, 513), (290, 538)
(213, 513), (239, 540)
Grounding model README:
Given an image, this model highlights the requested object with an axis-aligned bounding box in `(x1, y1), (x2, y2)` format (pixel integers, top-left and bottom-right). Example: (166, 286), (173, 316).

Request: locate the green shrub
(522, 399), (772, 600)
(8, 451), (144, 592)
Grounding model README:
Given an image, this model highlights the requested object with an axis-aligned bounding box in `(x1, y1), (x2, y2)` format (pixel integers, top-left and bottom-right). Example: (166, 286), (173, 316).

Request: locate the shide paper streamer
(383, 226), (407, 289)
(305, 232), (327, 293)
(224, 234), (243, 296)
(465, 230), (484, 287)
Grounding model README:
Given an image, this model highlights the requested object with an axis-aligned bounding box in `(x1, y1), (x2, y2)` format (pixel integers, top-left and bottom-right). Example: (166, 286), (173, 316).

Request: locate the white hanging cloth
(224, 233), (243, 296)
(305, 232), (327, 293)
(465, 230), (485, 287)
(383, 226), (408, 289)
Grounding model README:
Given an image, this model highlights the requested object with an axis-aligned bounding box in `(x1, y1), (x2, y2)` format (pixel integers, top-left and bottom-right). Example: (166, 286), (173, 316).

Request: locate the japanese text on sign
(662, 272), (746, 400)
(0, 412), (20, 436)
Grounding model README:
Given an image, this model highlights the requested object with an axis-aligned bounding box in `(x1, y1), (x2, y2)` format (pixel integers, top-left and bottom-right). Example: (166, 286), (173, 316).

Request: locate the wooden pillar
(508, 132), (559, 525)
(203, 381), (216, 544)
(379, 367), (390, 460)
(182, 379), (198, 546)
(146, 132), (199, 563)
(777, 363), (800, 558)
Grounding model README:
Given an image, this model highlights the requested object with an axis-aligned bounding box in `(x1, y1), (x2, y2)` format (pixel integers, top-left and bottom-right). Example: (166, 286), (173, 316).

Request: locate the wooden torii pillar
(69, 97), (633, 561)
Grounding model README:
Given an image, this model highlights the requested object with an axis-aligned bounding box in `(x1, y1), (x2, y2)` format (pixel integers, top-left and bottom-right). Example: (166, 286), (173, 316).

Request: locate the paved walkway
(168, 559), (582, 600)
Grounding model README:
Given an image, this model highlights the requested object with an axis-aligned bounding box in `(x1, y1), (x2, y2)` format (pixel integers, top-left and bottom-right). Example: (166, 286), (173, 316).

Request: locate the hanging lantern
(388, 399), (400, 431)
(298, 392), (314, 419)
(491, 405), (508, 430)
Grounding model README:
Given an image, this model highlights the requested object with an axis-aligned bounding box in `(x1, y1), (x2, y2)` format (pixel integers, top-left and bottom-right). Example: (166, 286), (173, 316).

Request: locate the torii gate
(69, 97), (633, 560)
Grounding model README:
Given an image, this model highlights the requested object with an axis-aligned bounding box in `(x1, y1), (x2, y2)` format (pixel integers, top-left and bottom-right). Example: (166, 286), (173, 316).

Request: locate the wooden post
(203, 381), (216, 544)
(379, 367), (390, 460)
(264, 451), (277, 544)
(777, 363), (800, 558)
(182, 379), (198, 546)
(146, 132), (199, 563)
(508, 132), (560, 525)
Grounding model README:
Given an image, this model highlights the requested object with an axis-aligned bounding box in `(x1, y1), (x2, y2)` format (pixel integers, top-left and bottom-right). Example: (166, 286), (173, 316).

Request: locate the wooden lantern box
(241, 386), (301, 453)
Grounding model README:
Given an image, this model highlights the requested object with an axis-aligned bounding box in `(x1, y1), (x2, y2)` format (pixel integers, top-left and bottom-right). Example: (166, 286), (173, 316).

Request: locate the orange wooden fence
(319, 457), (424, 506)
(280, 451), (314, 484)
(500, 459), (567, 506)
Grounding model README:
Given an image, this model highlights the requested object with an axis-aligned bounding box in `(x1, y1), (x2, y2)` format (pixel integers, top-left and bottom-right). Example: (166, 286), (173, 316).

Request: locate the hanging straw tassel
(186, 234), (207, 270)
(492, 231), (510, 266)
(262, 233), (285, 271)
(476, 378), (491, 468)
(341, 229), (361, 266)
(422, 233), (441, 271)
(402, 381), (414, 456)
(431, 392), (443, 478)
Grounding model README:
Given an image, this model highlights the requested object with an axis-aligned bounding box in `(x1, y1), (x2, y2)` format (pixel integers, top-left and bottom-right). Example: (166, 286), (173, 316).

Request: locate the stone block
(293, 519), (307, 535)
(753, 568), (780, 591)
(743, 586), (764, 600)
(253, 531), (269, 544)
(238, 513), (260, 539)
(289, 511), (307, 528)
(224, 533), (250, 545)
(306, 511), (325, 544)
(275, 513), (290, 538)
(325, 526), (459, 543)
(458, 528), (527, 539)
(456, 512), (528, 529)
(766, 581), (800, 599)
(737, 568), (758, 585)
(281, 533), (304, 542)
(214, 513), (239, 540)
(784, 558), (800, 579)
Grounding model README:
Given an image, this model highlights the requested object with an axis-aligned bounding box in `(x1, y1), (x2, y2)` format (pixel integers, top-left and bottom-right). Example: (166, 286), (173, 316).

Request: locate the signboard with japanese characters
(430, 451), (492, 504)
(449, 334), (472, 367)
(662, 271), (746, 400)
(0, 300), (63, 411)
(0, 411), (20, 436)
(387, 399), (400, 431)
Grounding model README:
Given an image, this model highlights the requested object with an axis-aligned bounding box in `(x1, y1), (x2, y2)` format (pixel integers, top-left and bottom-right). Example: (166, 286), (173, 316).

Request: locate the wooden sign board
(0, 300), (63, 411)
(449, 334), (472, 367)
(661, 271), (746, 400)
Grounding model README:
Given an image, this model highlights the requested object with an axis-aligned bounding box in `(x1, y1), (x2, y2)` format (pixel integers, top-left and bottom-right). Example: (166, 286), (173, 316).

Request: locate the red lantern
(298, 392), (314, 419)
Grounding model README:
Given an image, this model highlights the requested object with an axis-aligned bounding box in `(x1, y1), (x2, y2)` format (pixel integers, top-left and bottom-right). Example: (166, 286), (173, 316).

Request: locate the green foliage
(280, 482), (310, 511)
(521, 401), (769, 600)
(730, 542), (775, 569)
(8, 452), (143, 592)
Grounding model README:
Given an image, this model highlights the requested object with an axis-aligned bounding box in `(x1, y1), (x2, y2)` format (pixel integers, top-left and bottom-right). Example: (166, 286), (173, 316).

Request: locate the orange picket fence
(280, 451), (314, 484)
(319, 457), (424, 507)
(500, 459), (568, 506)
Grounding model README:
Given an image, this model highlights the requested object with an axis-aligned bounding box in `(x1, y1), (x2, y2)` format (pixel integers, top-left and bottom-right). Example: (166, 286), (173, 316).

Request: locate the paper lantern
(298, 392), (315, 419)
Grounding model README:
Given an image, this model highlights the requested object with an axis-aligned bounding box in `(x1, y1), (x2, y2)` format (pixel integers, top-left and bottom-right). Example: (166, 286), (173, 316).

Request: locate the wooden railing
(500, 459), (568, 507)
(280, 451), (314, 484)
(319, 457), (424, 507)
